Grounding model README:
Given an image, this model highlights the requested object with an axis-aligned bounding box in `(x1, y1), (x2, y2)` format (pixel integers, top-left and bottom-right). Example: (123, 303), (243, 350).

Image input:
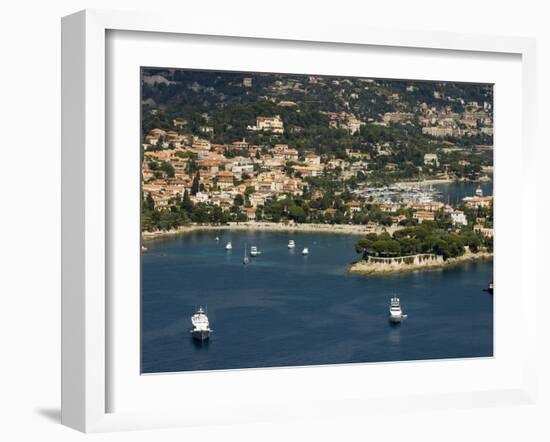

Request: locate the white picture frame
(61, 9), (537, 433)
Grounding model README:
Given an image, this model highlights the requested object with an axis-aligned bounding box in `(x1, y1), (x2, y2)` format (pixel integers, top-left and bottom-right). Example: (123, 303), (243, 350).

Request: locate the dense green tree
(288, 205), (307, 223)
(233, 194), (244, 206)
(160, 161), (175, 178)
(181, 189), (193, 212)
(355, 220), (489, 260)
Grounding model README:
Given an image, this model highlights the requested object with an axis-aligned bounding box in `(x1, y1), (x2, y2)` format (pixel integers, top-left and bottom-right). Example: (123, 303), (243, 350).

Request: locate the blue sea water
(141, 230), (493, 373)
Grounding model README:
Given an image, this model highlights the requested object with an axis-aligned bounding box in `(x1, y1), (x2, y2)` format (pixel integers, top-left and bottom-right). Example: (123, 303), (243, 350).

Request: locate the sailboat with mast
(243, 242), (249, 265)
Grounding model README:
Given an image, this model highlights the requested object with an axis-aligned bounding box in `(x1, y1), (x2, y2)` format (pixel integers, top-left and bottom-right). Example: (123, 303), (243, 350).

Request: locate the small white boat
(389, 296), (407, 323)
(301, 248), (309, 255)
(141, 245), (148, 253)
(215, 236), (220, 241)
(190, 306), (212, 341)
(475, 185), (483, 197)
(288, 240), (296, 249)
(250, 246), (261, 257)
(225, 241), (232, 250)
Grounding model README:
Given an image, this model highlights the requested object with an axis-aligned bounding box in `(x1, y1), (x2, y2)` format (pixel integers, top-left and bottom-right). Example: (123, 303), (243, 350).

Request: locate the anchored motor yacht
(250, 246), (261, 257)
(190, 306), (212, 341)
(225, 241), (232, 250)
(288, 240), (296, 249)
(301, 247), (309, 255)
(389, 296), (408, 323)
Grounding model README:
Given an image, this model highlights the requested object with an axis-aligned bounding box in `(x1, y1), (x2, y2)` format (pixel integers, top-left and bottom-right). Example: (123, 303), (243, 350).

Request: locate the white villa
(248, 115), (284, 134)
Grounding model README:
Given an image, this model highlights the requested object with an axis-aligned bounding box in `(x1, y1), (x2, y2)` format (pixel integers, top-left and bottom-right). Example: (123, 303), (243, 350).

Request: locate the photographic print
(140, 68), (494, 374)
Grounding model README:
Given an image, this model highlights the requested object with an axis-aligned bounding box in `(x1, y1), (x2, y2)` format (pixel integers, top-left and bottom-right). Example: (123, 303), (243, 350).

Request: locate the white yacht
(475, 185), (483, 197)
(190, 307), (211, 341)
(250, 246), (261, 257)
(288, 240), (296, 249)
(225, 241), (232, 250)
(301, 247), (309, 255)
(389, 296), (407, 323)
(215, 236), (220, 241)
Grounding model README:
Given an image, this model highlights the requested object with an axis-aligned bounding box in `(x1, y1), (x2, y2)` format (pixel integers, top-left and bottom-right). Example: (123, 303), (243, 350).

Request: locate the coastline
(142, 221), (377, 241)
(348, 250), (493, 275)
(395, 176), (492, 186)
(395, 177), (455, 186)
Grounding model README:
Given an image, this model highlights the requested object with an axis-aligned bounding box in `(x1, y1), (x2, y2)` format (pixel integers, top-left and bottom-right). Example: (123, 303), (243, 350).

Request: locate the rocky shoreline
(348, 251), (493, 275)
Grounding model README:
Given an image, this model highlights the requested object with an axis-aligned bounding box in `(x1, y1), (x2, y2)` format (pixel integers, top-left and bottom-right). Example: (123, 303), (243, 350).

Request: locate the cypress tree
(182, 189), (193, 212)
(191, 171), (200, 195)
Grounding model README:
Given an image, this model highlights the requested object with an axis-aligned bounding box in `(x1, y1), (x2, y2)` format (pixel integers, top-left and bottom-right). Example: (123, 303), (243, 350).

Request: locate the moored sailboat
(243, 243), (249, 265)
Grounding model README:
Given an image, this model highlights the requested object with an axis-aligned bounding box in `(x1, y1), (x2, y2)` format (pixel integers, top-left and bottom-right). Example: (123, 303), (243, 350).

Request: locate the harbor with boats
(352, 181), (492, 206)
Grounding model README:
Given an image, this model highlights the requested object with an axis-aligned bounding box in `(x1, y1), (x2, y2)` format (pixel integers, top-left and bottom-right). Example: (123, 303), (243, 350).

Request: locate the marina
(141, 230), (493, 373)
(353, 181), (493, 205)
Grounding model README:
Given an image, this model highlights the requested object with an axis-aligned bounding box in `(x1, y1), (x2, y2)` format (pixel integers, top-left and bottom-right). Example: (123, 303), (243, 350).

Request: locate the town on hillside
(140, 69), (493, 259)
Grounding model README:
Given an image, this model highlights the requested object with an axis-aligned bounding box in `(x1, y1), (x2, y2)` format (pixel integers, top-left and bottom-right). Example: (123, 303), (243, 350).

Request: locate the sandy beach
(142, 221), (385, 241)
(349, 250), (493, 275)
